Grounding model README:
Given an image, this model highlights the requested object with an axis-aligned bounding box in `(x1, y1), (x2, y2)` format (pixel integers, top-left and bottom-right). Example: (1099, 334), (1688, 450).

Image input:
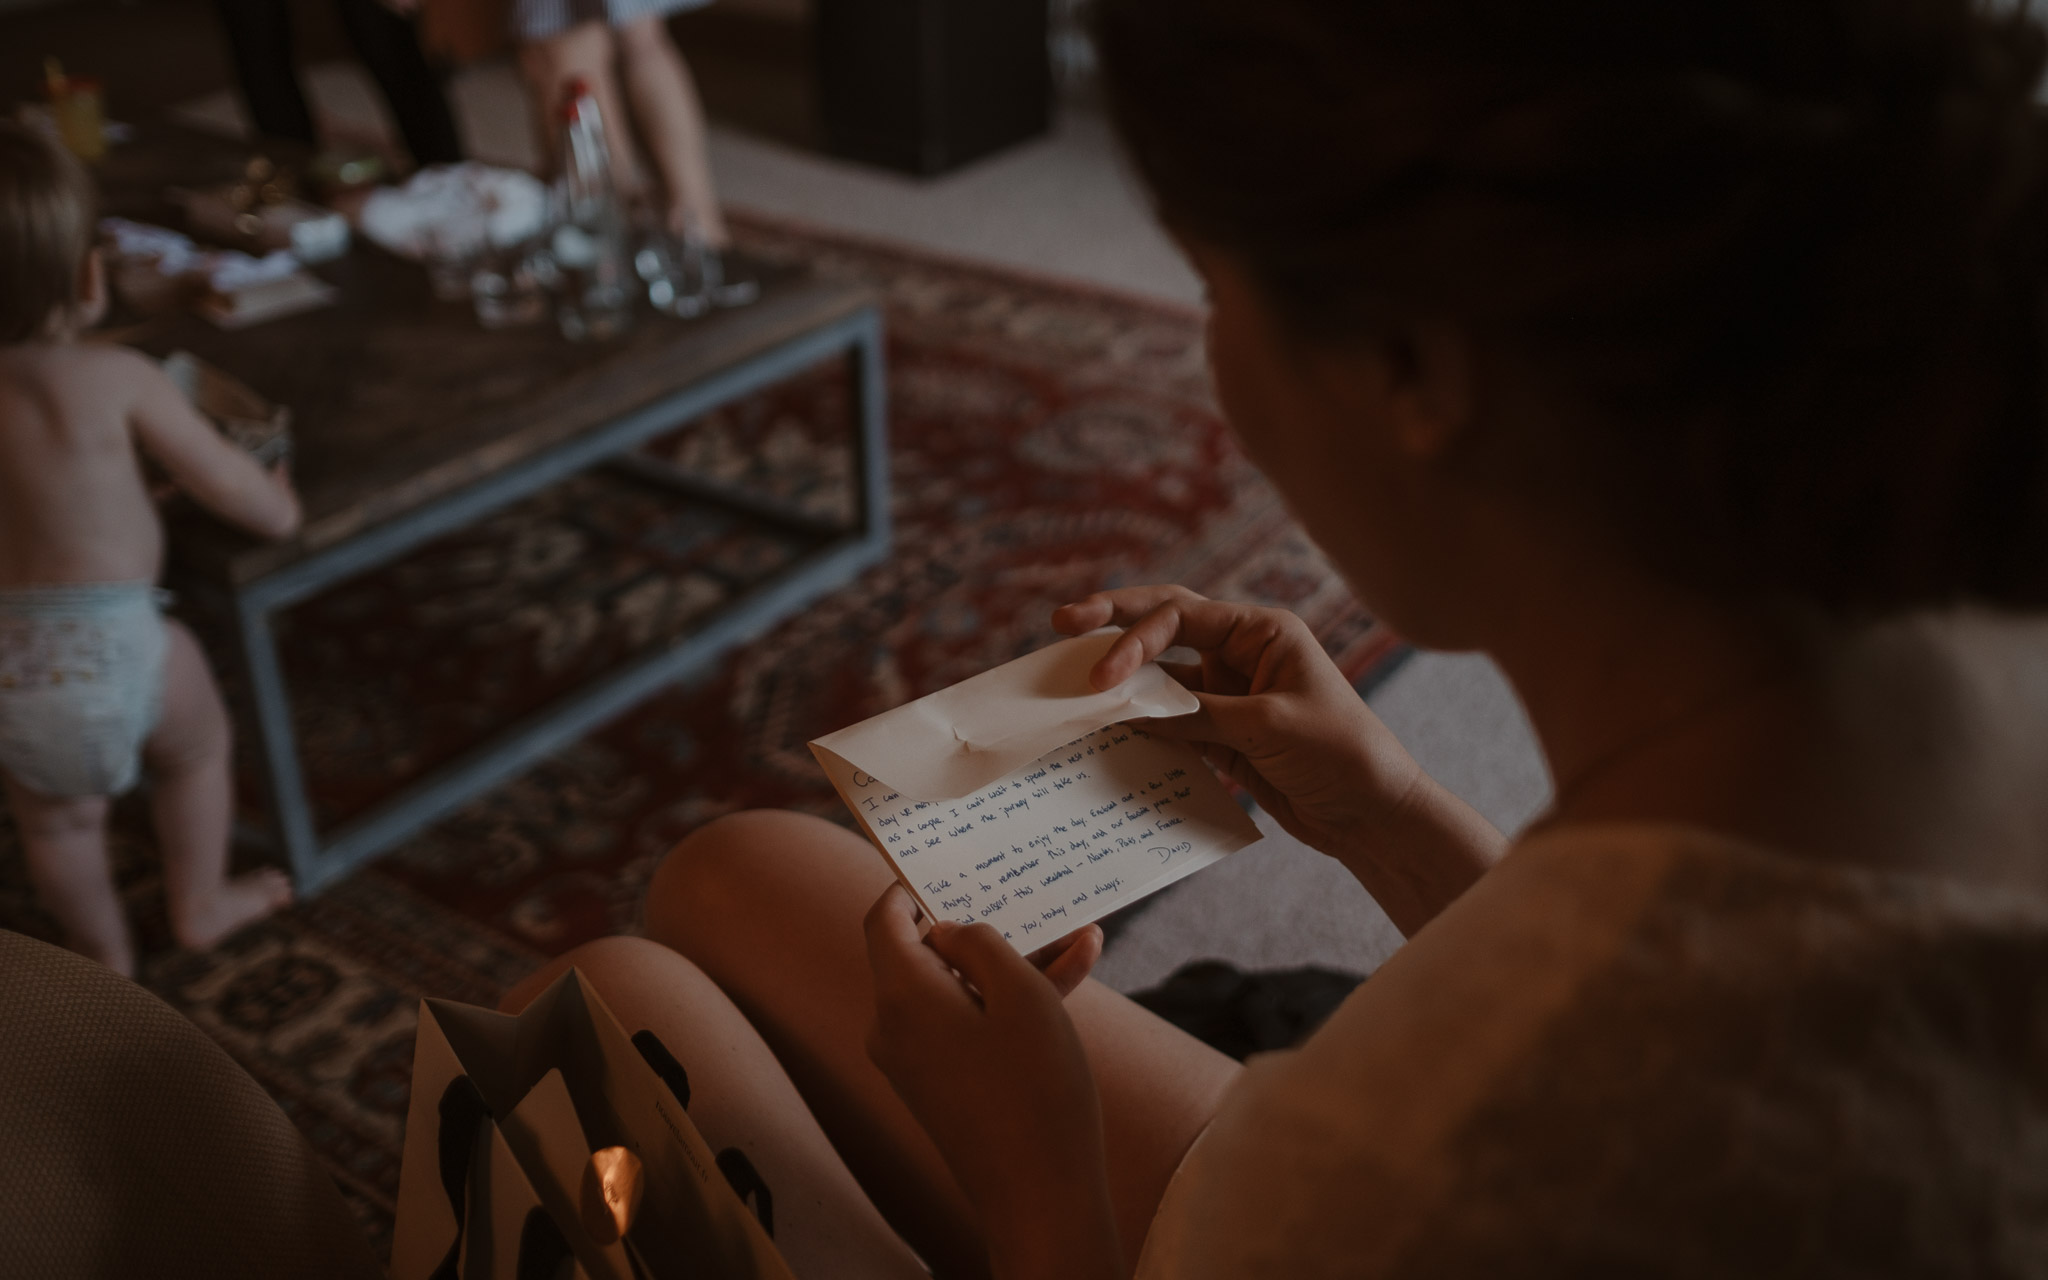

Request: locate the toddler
(0, 122), (301, 976)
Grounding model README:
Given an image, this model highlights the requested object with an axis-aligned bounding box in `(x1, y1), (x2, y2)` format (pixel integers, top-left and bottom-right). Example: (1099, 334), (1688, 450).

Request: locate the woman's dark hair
(1092, 0), (2048, 613)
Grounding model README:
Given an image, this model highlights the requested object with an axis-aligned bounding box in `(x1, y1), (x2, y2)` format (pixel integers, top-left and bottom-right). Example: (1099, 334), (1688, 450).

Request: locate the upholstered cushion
(0, 929), (382, 1279)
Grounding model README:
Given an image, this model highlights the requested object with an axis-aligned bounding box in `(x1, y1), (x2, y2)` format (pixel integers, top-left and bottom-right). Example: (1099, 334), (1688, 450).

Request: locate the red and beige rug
(0, 214), (1399, 1254)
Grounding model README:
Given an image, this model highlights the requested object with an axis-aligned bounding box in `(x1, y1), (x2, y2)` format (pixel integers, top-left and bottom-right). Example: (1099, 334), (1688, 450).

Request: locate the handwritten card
(810, 630), (1262, 950)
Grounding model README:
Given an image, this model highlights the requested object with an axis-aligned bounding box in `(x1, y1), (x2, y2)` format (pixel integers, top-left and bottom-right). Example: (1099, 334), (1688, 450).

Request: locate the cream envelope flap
(811, 629), (1198, 802)
(808, 628), (1259, 952)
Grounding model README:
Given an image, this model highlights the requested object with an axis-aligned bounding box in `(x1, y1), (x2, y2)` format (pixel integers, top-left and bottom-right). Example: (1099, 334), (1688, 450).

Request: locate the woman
(512, 0), (727, 245)
(507, 0), (2048, 1274)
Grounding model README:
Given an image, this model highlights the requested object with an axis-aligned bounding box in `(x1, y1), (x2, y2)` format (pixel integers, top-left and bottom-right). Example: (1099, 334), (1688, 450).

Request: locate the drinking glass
(423, 221), (487, 301)
(471, 241), (553, 329)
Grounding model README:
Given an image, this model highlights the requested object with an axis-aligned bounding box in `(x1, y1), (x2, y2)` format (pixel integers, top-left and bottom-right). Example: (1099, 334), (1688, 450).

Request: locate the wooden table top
(101, 125), (876, 587)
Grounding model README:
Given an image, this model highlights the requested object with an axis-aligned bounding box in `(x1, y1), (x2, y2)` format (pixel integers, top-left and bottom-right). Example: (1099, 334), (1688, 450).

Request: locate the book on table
(810, 629), (1264, 951)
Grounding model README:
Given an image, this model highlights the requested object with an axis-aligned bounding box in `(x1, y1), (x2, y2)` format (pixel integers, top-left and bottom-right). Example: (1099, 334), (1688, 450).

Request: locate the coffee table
(104, 130), (890, 893)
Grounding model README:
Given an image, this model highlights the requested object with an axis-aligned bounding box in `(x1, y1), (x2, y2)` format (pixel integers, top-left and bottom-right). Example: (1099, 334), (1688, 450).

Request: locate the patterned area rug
(0, 214), (1399, 1255)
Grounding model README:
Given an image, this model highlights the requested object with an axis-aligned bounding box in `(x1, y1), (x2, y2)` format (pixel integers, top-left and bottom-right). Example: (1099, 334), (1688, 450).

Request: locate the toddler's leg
(1, 774), (132, 976)
(616, 16), (728, 245)
(145, 620), (292, 951)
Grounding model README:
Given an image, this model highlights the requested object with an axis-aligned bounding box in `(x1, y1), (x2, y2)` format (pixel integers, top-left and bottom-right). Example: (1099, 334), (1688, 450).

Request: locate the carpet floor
(0, 214), (1400, 1255)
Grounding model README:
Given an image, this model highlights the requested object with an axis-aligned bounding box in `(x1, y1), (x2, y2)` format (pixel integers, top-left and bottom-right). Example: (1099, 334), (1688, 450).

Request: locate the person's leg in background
(330, 0), (466, 167)
(614, 14), (727, 245)
(517, 19), (648, 202)
(211, 0), (319, 145)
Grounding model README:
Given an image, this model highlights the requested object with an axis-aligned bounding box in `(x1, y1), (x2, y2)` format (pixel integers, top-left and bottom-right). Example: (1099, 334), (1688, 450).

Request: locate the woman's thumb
(925, 921), (1037, 1003)
(1134, 689), (1265, 758)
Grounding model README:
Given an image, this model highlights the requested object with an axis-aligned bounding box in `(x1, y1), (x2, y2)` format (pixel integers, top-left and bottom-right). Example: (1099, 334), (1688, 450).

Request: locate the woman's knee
(500, 934), (677, 1013)
(644, 809), (863, 953)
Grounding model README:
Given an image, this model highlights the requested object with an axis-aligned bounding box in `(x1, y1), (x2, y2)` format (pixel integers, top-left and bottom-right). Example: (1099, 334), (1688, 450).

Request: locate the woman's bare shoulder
(1138, 837), (1689, 1277)
(1144, 830), (2048, 1277)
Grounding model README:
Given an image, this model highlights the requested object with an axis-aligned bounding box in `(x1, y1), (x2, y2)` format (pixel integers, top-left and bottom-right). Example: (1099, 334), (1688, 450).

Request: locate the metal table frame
(229, 305), (889, 893)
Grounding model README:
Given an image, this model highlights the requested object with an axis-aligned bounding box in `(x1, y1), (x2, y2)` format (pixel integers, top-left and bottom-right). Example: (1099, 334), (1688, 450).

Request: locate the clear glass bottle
(552, 78), (635, 341)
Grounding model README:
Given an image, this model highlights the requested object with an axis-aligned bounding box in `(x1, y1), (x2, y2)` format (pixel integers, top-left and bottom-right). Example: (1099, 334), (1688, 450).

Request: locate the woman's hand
(1054, 585), (1505, 934)
(864, 887), (1122, 1280)
(1054, 585), (1419, 862)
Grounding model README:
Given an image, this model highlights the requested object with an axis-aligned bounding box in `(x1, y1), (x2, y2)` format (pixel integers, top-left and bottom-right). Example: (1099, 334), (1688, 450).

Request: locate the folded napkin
(99, 217), (303, 292)
(358, 163), (550, 260)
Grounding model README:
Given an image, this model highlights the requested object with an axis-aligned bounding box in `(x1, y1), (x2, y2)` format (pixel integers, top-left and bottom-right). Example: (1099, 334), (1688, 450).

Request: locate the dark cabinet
(816, 0), (1052, 176)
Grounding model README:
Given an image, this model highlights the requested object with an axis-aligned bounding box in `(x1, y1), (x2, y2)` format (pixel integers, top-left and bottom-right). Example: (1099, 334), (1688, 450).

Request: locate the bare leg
(644, 811), (1241, 1278)
(502, 936), (927, 1279)
(517, 21), (648, 204)
(145, 619), (290, 951)
(614, 16), (728, 245)
(3, 775), (132, 976)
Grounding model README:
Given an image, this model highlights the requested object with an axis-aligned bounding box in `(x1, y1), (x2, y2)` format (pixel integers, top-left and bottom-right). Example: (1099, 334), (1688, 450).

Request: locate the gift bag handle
(631, 1028), (775, 1238)
(430, 1076), (492, 1280)
(631, 1030), (690, 1110)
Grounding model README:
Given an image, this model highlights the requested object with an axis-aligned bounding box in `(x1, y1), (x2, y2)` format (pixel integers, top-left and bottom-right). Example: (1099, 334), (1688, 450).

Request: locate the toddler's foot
(171, 869), (294, 952)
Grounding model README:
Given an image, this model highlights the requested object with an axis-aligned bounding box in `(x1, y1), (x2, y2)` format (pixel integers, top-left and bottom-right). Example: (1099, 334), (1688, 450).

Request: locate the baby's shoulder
(59, 342), (161, 387)
(0, 342), (159, 406)
(0, 341), (155, 390)
(0, 345), (159, 444)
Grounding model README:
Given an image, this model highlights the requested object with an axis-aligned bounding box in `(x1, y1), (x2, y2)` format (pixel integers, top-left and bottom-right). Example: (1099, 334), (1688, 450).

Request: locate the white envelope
(811, 630), (1262, 950)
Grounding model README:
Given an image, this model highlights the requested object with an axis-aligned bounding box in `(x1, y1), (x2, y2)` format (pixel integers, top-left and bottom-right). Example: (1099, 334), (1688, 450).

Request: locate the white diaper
(0, 583), (170, 798)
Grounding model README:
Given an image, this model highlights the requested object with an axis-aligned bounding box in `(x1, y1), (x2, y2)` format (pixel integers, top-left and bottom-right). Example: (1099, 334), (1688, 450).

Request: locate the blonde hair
(0, 121), (96, 344)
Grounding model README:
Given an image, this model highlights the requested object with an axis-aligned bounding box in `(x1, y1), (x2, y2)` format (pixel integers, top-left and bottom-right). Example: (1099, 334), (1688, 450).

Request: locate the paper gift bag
(391, 968), (791, 1280)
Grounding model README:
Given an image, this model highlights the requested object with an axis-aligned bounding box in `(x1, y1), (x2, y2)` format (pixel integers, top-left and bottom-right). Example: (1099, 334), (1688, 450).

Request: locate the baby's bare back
(0, 345), (166, 588)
